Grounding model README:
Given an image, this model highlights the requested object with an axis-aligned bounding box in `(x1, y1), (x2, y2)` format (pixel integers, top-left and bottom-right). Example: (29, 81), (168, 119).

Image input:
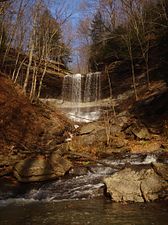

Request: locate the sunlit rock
(104, 168), (144, 202)
(14, 154), (72, 182)
(14, 156), (55, 182)
(104, 166), (168, 202)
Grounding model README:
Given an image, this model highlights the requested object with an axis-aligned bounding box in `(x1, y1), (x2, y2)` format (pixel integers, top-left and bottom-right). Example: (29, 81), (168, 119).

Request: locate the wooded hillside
(0, 0), (71, 99)
(77, 0), (168, 100)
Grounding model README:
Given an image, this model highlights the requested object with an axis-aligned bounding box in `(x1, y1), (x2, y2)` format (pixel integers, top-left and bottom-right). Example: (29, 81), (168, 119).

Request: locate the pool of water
(0, 199), (167, 225)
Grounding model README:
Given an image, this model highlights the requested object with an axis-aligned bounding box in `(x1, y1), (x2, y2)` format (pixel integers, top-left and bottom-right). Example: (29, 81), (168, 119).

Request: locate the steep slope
(0, 74), (73, 176)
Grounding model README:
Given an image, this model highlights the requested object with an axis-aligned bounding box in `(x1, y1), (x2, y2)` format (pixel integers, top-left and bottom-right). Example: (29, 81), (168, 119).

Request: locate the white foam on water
(67, 110), (101, 123)
(0, 198), (39, 206)
(143, 154), (157, 164)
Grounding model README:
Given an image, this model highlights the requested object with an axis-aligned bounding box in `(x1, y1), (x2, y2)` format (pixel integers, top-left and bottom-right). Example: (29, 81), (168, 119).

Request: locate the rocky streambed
(1, 75), (168, 204)
(0, 152), (167, 203)
(0, 108), (168, 204)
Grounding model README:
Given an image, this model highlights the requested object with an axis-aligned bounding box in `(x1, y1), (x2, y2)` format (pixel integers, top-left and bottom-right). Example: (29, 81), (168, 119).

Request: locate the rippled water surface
(0, 199), (168, 225)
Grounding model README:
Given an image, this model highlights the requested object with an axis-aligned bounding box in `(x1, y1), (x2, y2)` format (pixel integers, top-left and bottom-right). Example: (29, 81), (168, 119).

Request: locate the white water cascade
(62, 72), (101, 123)
(84, 72), (101, 102)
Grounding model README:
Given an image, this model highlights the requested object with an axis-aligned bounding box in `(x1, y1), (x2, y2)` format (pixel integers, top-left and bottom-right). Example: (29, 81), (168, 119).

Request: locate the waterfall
(71, 73), (82, 106)
(62, 72), (101, 123)
(62, 73), (82, 102)
(84, 72), (101, 102)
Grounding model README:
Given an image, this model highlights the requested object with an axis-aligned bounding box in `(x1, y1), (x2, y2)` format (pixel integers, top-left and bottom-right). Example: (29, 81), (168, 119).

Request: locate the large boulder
(14, 156), (55, 182)
(104, 165), (168, 202)
(70, 122), (107, 154)
(104, 168), (144, 202)
(79, 122), (107, 144)
(14, 154), (72, 182)
(79, 122), (103, 135)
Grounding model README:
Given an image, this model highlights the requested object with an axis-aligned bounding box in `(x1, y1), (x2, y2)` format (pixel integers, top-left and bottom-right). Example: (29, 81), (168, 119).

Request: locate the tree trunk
(23, 39), (34, 94)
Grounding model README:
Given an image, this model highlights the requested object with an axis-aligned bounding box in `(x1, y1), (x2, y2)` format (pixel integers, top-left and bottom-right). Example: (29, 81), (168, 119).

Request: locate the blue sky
(51, 0), (85, 41)
(50, 0), (87, 64)
(51, 0), (84, 24)
(50, 0), (96, 68)
(51, 0), (96, 32)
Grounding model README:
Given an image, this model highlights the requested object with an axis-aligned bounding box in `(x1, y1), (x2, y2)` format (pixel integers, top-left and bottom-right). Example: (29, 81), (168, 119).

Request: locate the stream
(0, 152), (167, 201)
(0, 199), (168, 225)
(0, 152), (168, 225)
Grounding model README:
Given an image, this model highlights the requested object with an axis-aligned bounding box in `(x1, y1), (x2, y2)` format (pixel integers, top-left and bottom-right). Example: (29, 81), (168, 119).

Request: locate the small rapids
(0, 152), (167, 204)
(101, 153), (159, 166)
(22, 174), (105, 201)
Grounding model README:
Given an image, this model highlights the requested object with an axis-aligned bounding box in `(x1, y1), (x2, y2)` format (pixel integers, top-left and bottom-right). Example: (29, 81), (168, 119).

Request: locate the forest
(0, 0), (167, 100)
(0, 1), (168, 224)
(78, 0), (168, 100)
(0, 0), (71, 100)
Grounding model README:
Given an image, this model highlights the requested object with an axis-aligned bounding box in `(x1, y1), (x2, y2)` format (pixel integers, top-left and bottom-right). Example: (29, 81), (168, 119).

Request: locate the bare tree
(23, 33), (34, 94)
(2, 0), (25, 64)
(122, 32), (138, 100)
(105, 65), (116, 116)
(121, 0), (152, 89)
